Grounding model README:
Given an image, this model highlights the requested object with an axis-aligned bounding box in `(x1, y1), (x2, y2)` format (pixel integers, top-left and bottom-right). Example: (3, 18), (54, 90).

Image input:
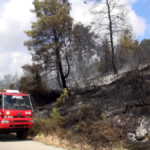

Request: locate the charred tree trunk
(106, 0), (118, 74)
(56, 69), (62, 88)
(104, 43), (109, 73)
(56, 48), (67, 89)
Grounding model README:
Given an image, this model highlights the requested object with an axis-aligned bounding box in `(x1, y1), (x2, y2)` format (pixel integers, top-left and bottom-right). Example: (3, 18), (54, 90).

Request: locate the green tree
(118, 29), (138, 54)
(21, 64), (48, 93)
(24, 0), (73, 89)
(19, 76), (32, 93)
(19, 64), (49, 104)
(116, 28), (138, 68)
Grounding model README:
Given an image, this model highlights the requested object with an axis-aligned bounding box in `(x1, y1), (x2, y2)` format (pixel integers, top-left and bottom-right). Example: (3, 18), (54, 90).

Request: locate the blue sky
(131, 0), (150, 42)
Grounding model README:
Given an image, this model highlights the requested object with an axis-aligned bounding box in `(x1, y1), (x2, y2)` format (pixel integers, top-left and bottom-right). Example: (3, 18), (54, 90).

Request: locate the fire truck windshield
(4, 95), (31, 110)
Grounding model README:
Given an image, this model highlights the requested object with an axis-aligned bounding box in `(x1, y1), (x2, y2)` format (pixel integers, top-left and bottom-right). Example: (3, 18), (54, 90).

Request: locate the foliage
(116, 28), (138, 68)
(140, 39), (150, 55)
(75, 121), (87, 133)
(118, 28), (137, 54)
(21, 64), (48, 93)
(116, 28), (150, 68)
(8, 83), (16, 89)
(55, 88), (69, 107)
(29, 109), (65, 137)
(29, 118), (42, 137)
(71, 23), (97, 78)
(97, 38), (112, 73)
(133, 45), (149, 66)
(50, 107), (65, 126)
(24, 0), (73, 89)
(19, 76), (37, 93)
(19, 64), (49, 103)
(29, 118), (54, 137)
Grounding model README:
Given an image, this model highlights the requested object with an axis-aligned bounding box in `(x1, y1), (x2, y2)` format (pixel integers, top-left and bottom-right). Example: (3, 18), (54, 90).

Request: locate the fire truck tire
(16, 129), (29, 140)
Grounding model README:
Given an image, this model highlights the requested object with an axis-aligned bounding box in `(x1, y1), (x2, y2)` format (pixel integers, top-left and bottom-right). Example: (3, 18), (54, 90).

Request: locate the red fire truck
(0, 89), (34, 139)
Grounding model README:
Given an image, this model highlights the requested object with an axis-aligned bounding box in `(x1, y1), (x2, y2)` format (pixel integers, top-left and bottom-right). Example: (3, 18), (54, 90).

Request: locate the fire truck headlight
(1, 120), (9, 124)
(29, 120), (33, 123)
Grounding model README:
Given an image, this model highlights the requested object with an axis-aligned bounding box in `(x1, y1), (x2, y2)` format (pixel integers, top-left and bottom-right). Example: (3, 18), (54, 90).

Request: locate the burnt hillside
(35, 65), (150, 149)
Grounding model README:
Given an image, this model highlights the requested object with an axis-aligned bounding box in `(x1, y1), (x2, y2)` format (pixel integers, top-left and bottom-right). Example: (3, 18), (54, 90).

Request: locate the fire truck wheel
(16, 129), (29, 140)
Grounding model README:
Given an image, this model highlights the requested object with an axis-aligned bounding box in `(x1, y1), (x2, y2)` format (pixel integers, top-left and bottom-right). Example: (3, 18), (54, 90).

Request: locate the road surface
(0, 134), (67, 150)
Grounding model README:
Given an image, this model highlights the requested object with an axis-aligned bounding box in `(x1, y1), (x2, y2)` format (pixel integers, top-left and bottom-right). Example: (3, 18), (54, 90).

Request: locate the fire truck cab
(0, 89), (34, 139)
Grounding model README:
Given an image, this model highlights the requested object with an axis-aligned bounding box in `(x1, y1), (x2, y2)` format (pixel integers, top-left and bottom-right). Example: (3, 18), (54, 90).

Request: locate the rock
(135, 117), (148, 141)
(135, 128), (147, 141)
(104, 108), (126, 118)
(59, 110), (68, 116)
(128, 133), (137, 142)
(35, 109), (50, 118)
(77, 102), (82, 105)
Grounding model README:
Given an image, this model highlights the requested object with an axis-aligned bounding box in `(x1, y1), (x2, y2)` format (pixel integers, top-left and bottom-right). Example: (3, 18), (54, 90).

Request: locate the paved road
(0, 134), (67, 150)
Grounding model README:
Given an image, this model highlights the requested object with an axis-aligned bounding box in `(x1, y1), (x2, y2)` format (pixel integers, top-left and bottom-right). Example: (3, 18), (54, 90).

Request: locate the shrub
(55, 88), (69, 108)
(29, 118), (41, 137)
(75, 122), (87, 133)
(29, 118), (50, 137)
(29, 109), (65, 137)
(50, 107), (65, 127)
(87, 119), (122, 148)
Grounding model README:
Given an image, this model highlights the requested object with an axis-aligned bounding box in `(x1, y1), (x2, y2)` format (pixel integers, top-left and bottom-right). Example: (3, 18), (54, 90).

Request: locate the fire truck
(0, 89), (34, 139)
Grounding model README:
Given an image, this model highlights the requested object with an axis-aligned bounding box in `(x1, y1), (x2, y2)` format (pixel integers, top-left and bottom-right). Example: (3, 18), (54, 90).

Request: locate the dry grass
(33, 134), (128, 150)
(34, 134), (93, 150)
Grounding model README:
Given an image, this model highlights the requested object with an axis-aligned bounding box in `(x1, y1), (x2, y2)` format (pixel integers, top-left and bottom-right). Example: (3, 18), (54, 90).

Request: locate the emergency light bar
(3, 89), (20, 93)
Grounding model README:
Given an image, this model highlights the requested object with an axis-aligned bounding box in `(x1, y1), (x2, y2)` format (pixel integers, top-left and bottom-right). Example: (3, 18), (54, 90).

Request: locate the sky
(0, 0), (149, 79)
(131, 0), (150, 41)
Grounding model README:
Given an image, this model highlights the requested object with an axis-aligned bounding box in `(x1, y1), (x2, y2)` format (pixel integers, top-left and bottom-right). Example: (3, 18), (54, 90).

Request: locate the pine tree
(24, 0), (73, 89)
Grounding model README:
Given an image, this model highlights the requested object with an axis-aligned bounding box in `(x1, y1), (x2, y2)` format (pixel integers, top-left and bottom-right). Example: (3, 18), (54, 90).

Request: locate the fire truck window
(5, 96), (14, 106)
(0, 95), (2, 107)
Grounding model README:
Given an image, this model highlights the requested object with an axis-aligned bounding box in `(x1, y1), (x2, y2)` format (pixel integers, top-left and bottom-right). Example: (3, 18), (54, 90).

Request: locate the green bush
(55, 88), (69, 107)
(50, 107), (65, 127)
(29, 118), (45, 137)
(75, 122), (87, 133)
(29, 111), (64, 137)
